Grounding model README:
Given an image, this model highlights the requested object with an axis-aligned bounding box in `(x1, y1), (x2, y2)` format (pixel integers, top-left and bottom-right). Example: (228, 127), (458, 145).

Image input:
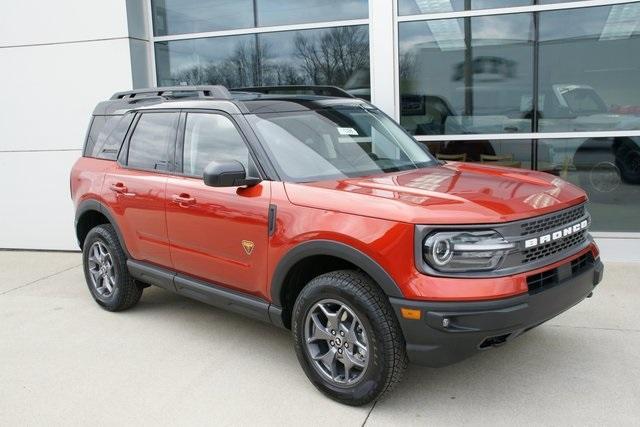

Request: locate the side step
(127, 260), (282, 326)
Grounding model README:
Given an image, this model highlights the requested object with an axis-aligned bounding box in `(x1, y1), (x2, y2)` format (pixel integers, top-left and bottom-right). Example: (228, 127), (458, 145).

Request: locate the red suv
(71, 85), (603, 405)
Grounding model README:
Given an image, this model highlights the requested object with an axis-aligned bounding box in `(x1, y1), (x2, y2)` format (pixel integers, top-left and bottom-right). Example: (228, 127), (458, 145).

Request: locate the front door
(166, 112), (271, 299)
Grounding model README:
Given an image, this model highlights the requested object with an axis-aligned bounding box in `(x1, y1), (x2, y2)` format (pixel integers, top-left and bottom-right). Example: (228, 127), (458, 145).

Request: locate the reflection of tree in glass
(171, 26), (368, 88)
(291, 26), (368, 86)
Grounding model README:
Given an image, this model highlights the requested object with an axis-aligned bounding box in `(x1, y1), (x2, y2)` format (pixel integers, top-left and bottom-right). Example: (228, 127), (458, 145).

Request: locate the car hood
(283, 162), (587, 224)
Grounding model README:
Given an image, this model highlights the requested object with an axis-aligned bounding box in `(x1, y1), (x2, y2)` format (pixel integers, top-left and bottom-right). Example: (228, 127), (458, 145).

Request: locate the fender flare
(270, 239), (404, 306)
(75, 199), (130, 257)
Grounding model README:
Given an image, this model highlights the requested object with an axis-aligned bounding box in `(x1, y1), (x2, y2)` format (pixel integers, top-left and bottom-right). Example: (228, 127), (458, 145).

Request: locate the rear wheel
(292, 270), (407, 406)
(82, 224), (142, 311)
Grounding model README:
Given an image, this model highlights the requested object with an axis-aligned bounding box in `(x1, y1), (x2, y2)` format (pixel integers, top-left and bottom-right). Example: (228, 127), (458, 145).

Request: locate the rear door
(165, 111), (271, 298)
(103, 111), (180, 267)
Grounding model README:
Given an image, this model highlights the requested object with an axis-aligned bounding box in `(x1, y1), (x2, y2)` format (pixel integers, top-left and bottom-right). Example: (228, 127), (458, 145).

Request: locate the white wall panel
(0, 0), (129, 47)
(0, 39), (134, 152)
(0, 150), (82, 250)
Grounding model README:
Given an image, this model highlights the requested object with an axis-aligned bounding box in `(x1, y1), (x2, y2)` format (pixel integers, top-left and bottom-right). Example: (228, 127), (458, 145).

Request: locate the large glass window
(538, 3), (640, 132)
(398, 13), (534, 136)
(536, 137), (640, 232)
(399, 1), (532, 16)
(257, 0), (368, 27)
(151, 0), (254, 36)
(127, 113), (179, 171)
(155, 35), (257, 87)
(183, 113), (250, 176)
(152, 0), (368, 36)
(155, 25), (370, 94)
(426, 139), (532, 169)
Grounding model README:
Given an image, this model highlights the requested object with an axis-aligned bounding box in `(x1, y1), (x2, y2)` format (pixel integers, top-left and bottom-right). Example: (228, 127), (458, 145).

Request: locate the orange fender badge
(241, 240), (255, 255)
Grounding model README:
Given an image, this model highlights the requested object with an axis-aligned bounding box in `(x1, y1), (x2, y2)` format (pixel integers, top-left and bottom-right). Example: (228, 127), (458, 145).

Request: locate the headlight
(423, 230), (515, 272)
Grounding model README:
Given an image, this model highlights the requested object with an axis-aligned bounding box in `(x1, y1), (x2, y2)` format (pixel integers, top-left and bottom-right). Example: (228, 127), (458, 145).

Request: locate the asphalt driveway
(1, 251), (638, 426)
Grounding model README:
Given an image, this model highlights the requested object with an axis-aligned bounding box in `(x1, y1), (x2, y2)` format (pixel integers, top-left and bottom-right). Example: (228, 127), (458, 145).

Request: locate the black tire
(82, 224), (142, 311)
(615, 140), (640, 184)
(292, 270), (407, 406)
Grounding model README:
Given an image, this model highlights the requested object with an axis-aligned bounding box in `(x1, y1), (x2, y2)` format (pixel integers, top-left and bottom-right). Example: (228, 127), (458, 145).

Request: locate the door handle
(110, 182), (135, 197)
(171, 194), (196, 206)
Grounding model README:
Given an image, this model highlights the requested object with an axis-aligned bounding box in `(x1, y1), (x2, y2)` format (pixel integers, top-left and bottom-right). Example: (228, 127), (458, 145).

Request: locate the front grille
(520, 205), (585, 236)
(571, 252), (594, 275)
(526, 251), (594, 295)
(521, 230), (588, 264)
(526, 268), (558, 294)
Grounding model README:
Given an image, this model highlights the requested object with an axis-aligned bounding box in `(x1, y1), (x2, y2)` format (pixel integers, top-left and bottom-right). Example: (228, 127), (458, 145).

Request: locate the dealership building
(1, 0), (639, 260)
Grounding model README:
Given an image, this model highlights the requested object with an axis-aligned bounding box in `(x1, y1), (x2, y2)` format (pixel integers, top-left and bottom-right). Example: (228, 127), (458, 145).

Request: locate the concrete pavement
(0, 251), (638, 426)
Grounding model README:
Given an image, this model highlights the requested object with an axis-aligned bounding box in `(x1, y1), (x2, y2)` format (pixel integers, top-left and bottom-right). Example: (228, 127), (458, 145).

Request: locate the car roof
(92, 85), (369, 116)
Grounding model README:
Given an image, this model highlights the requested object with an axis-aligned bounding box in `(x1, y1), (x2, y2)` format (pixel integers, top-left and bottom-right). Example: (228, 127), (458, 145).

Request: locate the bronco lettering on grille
(524, 220), (588, 249)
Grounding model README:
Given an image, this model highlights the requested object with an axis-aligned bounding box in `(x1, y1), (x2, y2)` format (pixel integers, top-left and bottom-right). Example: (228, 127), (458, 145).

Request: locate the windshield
(247, 105), (437, 182)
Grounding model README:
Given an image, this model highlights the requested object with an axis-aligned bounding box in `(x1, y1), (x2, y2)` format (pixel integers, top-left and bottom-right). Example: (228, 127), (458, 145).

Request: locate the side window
(85, 114), (134, 160)
(183, 113), (252, 177)
(127, 112), (179, 171)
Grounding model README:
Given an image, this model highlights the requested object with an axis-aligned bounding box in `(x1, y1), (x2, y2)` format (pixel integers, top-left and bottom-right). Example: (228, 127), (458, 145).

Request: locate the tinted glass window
(151, 0), (254, 36)
(247, 106), (435, 182)
(257, 0), (368, 27)
(127, 113), (179, 171)
(151, 0), (368, 36)
(538, 3), (640, 132)
(155, 25), (369, 97)
(85, 115), (133, 160)
(398, 0), (531, 15)
(398, 14), (534, 135)
(155, 35), (256, 87)
(183, 113), (250, 177)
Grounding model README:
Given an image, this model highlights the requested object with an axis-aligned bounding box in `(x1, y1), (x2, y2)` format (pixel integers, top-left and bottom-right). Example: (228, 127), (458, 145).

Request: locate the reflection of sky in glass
(156, 26), (369, 89)
(152, 0), (368, 36)
(152, 0), (254, 35)
(257, 0), (367, 26)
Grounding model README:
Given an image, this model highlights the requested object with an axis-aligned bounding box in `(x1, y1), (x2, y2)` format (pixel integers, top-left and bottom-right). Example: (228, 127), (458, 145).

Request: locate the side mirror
(203, 160), (261, 187)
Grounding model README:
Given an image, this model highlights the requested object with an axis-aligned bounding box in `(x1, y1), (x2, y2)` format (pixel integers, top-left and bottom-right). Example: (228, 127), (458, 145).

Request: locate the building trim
(151, 18), (370, 42)
(414, 131), (640, 142)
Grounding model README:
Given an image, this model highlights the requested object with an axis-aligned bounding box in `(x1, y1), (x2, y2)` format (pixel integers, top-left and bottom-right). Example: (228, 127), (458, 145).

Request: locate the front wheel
(292, 270), (407, 406)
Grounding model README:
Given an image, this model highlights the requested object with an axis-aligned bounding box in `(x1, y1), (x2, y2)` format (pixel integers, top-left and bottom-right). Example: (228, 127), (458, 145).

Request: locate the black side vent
(527, 268), (558, 295)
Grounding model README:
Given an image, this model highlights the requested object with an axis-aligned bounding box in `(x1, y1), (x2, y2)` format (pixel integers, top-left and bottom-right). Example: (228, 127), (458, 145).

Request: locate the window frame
(173, 109), (267, 180)
(118, 109), (181, 174)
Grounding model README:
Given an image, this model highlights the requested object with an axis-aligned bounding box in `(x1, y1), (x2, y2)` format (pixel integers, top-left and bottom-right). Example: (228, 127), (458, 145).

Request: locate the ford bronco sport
(71, 85), (604, 406)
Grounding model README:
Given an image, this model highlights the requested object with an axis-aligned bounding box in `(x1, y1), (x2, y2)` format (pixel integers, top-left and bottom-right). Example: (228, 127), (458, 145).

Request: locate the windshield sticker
(337, 127), (358, 136)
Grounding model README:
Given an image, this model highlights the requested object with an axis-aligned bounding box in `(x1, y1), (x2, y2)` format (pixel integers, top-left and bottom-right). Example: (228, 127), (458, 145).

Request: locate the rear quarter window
(84, 114), (134, 160)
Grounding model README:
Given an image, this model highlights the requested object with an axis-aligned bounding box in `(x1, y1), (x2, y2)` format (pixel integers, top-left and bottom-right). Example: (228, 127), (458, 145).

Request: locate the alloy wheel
(87, 241), (116, 298)
(304, 299), (370, 386)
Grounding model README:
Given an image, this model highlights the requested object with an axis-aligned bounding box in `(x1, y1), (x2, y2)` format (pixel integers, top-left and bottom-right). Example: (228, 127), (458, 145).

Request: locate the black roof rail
(231, 85), (355, 99)
(110, 85), (232, 101)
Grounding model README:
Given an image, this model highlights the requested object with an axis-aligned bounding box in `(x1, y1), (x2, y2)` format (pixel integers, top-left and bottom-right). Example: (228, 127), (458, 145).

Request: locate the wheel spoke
(308, 314), (334, 343)
(344, 349), (366, 369)
(313, 347), (338, 375)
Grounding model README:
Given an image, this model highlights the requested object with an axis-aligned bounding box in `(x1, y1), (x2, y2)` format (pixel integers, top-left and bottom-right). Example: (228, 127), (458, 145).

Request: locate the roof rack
(231, 85), (355, 99)
(110, 85), (232, 101)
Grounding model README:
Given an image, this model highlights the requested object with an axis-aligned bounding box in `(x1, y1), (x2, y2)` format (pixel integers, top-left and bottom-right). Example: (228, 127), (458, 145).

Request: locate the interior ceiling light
(599, 3), (640, 41)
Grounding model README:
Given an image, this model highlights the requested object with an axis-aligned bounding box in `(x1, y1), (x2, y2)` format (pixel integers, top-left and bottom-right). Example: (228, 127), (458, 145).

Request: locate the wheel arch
(75, 199), (130, 257)
(270, 240), (404, 328)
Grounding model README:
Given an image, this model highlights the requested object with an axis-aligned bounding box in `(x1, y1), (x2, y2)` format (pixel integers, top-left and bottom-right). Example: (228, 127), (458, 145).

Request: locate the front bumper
(390, 257), (604, 367)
